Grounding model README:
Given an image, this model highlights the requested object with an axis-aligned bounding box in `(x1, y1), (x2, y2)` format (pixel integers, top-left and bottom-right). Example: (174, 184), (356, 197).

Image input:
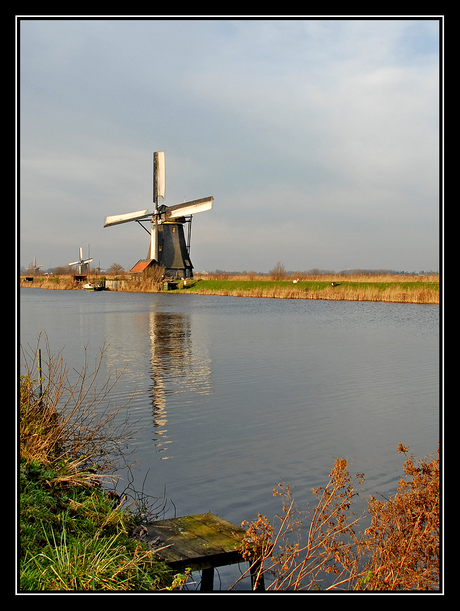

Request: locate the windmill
(69, 247), (93, 275)
(29, 257), (43, 275)
(104, 151), (213, 279)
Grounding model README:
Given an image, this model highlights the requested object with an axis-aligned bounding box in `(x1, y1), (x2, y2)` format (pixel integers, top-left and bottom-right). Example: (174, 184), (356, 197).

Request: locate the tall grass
(20, 336), (134, 478)
(20, 275), (79, 290)
(19, 337), (188, 591)
(21, 521), (175, 591)
(20, 271), (164, 293)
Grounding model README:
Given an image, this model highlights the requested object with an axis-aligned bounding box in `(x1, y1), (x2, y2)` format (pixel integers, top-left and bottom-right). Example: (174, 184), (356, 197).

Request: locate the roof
(130, 259), (154, 273)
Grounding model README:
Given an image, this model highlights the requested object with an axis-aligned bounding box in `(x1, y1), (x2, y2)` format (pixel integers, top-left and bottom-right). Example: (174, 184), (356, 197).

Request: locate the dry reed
(20, 334), (136, 485)
(192, 282), (439, 304)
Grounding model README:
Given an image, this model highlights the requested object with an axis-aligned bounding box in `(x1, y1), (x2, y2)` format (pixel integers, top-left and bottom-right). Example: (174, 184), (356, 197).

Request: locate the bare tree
(270, 261), (286, 280)
(109, 263), (125, 275)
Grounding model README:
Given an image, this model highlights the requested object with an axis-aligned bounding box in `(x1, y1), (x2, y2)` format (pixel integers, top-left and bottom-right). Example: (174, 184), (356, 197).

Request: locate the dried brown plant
(20, 334), (136, 486)
(358, 443), (440, 590)
(233, 445), (439, 591)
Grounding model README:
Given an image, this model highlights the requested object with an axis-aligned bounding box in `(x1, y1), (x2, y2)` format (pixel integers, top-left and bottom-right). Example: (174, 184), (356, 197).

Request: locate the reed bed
(188, 276), (439, 304)
(20, 275), (80, 290)
(19, 274), (164, 293)
(20, 274), (439, 304)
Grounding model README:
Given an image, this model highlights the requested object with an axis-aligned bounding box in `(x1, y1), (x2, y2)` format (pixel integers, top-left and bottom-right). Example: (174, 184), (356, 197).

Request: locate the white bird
(293, 278), (299, 284)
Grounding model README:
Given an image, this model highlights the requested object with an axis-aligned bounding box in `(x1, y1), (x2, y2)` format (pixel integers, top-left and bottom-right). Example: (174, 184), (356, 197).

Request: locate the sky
(18, 17), (441, 274)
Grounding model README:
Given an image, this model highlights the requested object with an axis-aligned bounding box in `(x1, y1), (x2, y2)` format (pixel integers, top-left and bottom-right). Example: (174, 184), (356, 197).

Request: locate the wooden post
(200, 568), (214, 591)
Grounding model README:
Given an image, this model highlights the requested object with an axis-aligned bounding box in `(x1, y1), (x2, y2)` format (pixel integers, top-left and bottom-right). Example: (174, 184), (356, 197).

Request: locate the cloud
(19, 18), (440, 272)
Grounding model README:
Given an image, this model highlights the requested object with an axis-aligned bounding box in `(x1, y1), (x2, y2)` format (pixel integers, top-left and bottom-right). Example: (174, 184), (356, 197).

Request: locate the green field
(180, 277), (439, 304)
(185, 279), (438, 292)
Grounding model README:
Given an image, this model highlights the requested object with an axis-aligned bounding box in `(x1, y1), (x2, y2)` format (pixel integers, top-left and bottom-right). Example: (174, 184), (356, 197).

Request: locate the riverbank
(184, 276), (439, 304)
(19, 351), (187, 592)
(20, 273), (440, 304)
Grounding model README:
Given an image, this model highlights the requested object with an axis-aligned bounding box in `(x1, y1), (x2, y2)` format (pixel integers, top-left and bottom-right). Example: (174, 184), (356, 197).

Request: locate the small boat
(83, 283), (104, 291)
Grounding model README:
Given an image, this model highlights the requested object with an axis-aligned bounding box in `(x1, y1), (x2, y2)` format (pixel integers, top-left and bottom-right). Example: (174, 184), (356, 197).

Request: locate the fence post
(38, 348), (43, 401)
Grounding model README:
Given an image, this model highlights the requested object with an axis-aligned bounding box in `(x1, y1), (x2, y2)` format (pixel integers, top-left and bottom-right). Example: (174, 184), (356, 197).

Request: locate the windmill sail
(153, 151), (165, 203)
(104, 209), (150, 227)
(166, 197), (213, 219)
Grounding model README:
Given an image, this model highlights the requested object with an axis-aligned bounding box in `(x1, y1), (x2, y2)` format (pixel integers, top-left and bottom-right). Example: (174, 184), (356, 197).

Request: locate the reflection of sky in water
(20, 290), (439, 556)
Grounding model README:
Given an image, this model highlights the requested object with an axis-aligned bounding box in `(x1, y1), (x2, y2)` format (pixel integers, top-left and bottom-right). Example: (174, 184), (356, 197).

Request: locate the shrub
(234, 444), (439, 591)
(359, 443), (439, 590)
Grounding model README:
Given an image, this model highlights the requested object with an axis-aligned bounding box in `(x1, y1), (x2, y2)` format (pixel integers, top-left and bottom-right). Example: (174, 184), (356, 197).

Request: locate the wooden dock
(140, 512), (264, 591)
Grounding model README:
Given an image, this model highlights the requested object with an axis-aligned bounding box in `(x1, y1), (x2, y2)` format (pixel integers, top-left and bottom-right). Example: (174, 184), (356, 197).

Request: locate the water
(19, 288), (439, 589)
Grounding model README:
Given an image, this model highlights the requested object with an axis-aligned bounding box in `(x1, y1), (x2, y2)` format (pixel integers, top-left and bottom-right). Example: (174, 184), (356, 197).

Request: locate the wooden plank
(143, 513), (247, 572)
(145, 521), (211, 565)
(191, 513), (246, 541)
(174, 514), (243, 552)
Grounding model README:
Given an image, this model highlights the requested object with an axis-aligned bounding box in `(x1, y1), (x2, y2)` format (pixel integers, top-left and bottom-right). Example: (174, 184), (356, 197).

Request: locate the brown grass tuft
(20, 335), (136, 486)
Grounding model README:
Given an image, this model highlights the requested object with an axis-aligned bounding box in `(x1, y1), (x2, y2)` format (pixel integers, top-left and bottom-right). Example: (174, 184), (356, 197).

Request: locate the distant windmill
(30, 257), (43, 275)
(104, 151), (213, 278)
(69, 247), (93, 275)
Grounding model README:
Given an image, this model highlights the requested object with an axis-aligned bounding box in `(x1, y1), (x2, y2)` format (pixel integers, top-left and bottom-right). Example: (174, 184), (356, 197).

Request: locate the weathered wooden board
(144, 513), (247, 572)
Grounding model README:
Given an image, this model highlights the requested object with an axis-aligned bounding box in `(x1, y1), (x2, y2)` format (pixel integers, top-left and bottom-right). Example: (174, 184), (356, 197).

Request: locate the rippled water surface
(19, 288), (439, 588)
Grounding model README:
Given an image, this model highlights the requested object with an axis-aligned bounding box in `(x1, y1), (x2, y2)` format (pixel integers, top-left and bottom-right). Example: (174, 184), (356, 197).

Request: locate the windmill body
(104, 152), (213, 278)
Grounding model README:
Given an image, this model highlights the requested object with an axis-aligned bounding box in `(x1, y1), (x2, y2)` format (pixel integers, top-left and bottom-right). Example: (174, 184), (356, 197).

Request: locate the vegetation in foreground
(234, 444), (439, 591)
(20, 459), (179, 591)
(19, 341), (187, 592)
(19, 340), (440, 592)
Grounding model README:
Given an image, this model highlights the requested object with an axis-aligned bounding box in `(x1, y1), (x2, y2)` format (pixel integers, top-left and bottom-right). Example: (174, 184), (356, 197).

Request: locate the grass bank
(19, 343), (187, 592)
(182, 274), (439, 304)
(20, 273), (439, 304)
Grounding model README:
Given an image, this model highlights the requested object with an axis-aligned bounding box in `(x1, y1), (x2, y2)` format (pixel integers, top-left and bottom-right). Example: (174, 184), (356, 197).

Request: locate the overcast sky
(18, 17), (441, 273)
